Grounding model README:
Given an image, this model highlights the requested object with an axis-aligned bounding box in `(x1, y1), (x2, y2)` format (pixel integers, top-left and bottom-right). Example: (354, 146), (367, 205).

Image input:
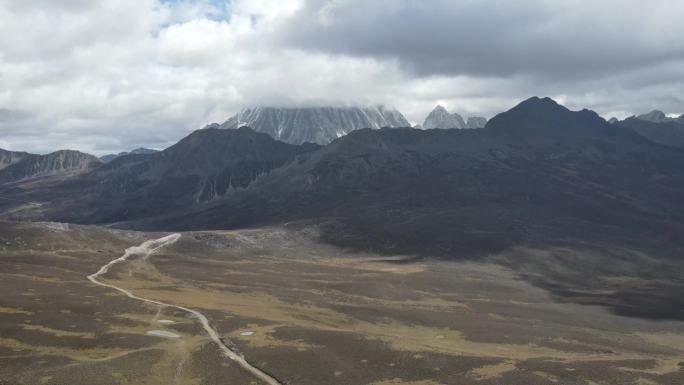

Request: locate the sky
(1, 0), (684, 155)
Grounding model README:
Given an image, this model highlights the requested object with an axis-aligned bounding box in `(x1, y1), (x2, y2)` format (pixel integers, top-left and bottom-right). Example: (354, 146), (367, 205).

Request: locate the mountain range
(636, 110), (684, 124)
(0, 149), (31, 171)
(217, 106), (410, 145)
(2, 97), (683, 256)
(0, 150), (101, 185)
(422, 105), (487, 129)
(4, 96), (684, 319)
(611, 110), (684, 147)
(100, 147), (159, 163)
(68, 128), (319, 223)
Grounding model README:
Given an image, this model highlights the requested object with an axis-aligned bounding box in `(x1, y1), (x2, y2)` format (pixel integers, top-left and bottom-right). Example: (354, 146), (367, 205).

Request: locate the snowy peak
(423, 105), (465, 129)
(219, 106), (410, 145)
(423, 105), (487, 129)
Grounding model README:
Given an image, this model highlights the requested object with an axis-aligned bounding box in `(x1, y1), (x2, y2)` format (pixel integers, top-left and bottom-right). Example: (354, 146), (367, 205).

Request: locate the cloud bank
(1, 0), (684, 154)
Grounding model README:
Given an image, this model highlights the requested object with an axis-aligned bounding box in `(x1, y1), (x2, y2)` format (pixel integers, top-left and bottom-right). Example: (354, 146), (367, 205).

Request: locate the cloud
(280, 0), (684, 78)
(0, 0), (683, 155)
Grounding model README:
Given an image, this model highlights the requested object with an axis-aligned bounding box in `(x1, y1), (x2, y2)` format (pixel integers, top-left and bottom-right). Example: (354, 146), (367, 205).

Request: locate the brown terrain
(1, 221), (684, 385)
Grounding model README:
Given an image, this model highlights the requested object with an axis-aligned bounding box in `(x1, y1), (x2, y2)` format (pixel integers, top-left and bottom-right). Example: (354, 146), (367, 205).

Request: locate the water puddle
(147, 330), (180, 338)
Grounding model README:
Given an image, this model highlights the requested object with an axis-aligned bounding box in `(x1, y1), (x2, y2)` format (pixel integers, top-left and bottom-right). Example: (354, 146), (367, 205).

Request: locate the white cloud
(0, 0), (683, 155)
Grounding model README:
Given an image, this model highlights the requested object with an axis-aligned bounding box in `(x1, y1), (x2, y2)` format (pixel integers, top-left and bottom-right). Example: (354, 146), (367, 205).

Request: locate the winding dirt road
(87, 233), (283, 385)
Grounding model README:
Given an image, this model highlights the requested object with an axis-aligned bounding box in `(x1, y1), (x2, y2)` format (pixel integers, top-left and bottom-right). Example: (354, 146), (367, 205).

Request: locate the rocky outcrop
(610, 109), (684, 147)
(219, 106), (410, 145)
(423, 105), (487, 129)
(60, 127), (320, 223)
(636, 110), (669, 124)
(0, 150), (102, 184)
(0, 149), (32, 171)
(423, 105), (465, 129)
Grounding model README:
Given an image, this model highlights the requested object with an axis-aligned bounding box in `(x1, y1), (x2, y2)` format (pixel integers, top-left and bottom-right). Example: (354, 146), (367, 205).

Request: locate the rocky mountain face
(218, 106), (410, 145)
(634, 109), (684, 124)
(150, 97), (680, 250)
(100, 148), (159, 163)
(0, 149), (32, 171)
(44, 127), (320, 223)
(52, 98), (656, 267)
(0, 150), (101, 184)
(466, 116), (488, 129)
(614, 110), (684, 147)
(422, 105), (465, 129)
(423, 105), (487, 129)
(637, 110), (670, 123)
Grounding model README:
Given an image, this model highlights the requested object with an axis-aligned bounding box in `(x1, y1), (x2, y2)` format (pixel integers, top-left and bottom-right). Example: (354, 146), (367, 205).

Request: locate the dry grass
(0, 306), (32, 315)
(3, 223), (684, 385)
(21, 324), (96, 338)
(469, 360), (517, 380)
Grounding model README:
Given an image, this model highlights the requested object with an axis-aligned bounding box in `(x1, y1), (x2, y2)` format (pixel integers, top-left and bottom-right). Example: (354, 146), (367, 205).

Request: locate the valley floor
(0, 221), (683, 384)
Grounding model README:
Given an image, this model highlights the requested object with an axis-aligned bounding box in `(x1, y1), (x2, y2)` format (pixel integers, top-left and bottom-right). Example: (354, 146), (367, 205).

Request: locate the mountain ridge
(0, 150), (101, 184)
(100, 148), (159, 163)
(218, 106), (410, 145)
(423, 105), (487, 129)
(614, 109), (684, 147)
(3, 97), (683, 257)
(41, 127), (321, 223)
(0, 148), (33, 171)
(109, 97), (684, 261)
(423, 105), (466, 129)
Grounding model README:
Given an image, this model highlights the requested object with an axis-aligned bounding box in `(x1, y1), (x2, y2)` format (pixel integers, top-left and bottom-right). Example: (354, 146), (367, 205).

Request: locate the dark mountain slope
(0, 149), (33, 171)
(3, 98), (683, 258)
(47, 127), (320, 223)
(616, 116), (684, 147)
(485, 97), (642, 142)
(100, 148), (159, 163)
(132, 98), (684, 261)
(0, 150), (101, 184)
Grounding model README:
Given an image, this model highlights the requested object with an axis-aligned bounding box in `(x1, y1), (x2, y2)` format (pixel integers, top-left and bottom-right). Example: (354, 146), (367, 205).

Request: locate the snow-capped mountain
(218, 106), (410, 145)
(423, 105), (487, 129)
(423, 105), (466, 129)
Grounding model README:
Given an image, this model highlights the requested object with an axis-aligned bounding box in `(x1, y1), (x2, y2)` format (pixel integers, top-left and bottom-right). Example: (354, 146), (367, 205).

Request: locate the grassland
(1, 221), (683, 384)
